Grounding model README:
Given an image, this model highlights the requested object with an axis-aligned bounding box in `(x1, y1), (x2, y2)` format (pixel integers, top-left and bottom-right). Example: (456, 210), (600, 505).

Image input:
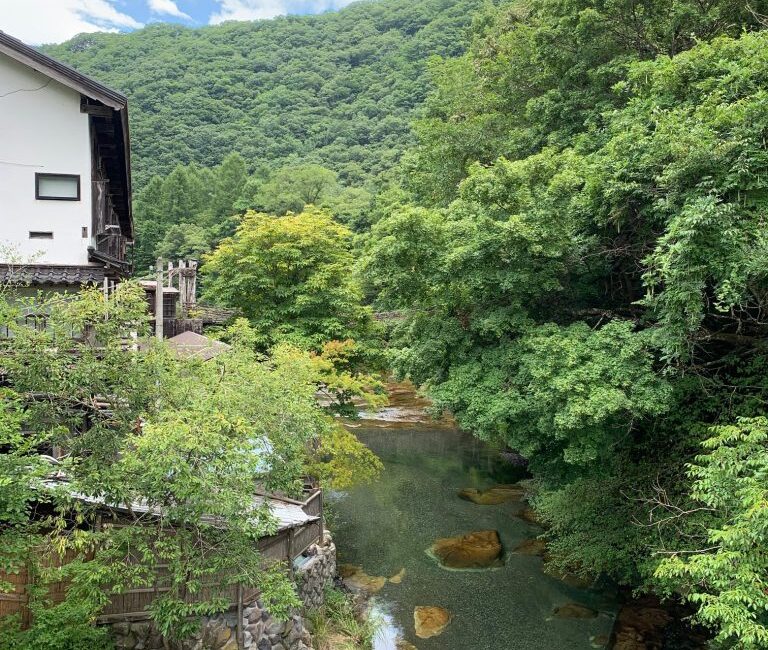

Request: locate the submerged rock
(338, 564), (386, 593)
(517, 506), (543, 525)
(458, 484), (525, 505)
(610, 598), (672, 650)
(553, 603), (599, 619)
(544, 565), (594, 589)
(429, 530), (503, 569)
(513, 538), (547, 556)
(396, 638), (418, 650)
(389, 568), (406, 584)
(414, 606), (452, 639)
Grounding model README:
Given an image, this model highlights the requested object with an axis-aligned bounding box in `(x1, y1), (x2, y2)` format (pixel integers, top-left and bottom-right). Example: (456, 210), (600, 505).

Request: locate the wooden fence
(0, 489), (324, 627)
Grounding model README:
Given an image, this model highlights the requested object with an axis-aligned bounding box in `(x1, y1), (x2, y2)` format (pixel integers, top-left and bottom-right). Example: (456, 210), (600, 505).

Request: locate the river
(330, 386), (619, 650)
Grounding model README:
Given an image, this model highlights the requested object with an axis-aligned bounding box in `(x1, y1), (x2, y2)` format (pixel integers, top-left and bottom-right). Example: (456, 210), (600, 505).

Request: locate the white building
(0, 31), (133, 291)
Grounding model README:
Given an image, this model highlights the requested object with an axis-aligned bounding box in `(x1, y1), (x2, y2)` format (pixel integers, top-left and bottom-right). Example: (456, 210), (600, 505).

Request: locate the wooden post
(288, 528), (295, 578)
(236, 584), (243, 649)
(189, 261), (198, 307)
(178, 260), (187, 316)
(155, 258), (164, 340)
(319, 490), (324, 545)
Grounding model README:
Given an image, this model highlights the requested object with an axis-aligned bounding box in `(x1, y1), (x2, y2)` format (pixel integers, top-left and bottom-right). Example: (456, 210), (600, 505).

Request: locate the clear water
(330, 422), (618, 650)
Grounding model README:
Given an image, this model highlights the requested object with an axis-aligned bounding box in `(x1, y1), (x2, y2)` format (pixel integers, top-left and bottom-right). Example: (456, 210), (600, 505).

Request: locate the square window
(36, 173), (80, 201)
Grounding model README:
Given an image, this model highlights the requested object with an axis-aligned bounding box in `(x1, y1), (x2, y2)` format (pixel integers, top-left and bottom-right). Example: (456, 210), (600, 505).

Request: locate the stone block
(114, 633), (136, 649)
(247, 620), (265, 640)
(265, 619), (284, 636)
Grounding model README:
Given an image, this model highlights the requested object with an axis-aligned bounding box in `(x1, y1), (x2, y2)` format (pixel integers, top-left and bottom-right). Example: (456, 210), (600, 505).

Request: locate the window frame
(35, 173), (81, 201)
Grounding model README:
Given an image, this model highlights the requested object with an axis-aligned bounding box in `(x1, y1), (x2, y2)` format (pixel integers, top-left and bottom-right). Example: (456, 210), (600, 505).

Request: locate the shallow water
(330, 421), (619, 650)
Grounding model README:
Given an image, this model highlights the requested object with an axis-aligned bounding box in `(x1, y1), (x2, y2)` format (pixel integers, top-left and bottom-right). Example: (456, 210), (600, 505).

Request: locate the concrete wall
(0, 53), (93, 266)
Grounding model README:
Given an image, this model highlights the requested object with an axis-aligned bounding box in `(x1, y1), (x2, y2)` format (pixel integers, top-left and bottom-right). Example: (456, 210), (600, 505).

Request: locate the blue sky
(1, 0), (357, 45)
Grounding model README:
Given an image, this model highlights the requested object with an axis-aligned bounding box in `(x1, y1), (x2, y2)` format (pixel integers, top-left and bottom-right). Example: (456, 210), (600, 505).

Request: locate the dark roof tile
(0, 264), (105, 286)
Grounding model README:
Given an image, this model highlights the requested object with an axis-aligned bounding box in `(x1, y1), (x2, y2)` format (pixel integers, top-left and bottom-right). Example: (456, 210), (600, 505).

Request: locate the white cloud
(208, 0), (355, 24)
(209, 0), (287, 23)
(147, 0), (191, 20)
(0, 0), (143, 45)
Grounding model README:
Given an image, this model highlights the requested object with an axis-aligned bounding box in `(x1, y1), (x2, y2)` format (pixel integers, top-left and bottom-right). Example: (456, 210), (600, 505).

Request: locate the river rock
(339, 564), (387, 593)
(611, 598), (672, 650)
(429, 530), (503, 569)
(553, 603), (599, 619)
(544, 565), (593, 589)
(517, 506), (543, 525)
(389, 567), (406, 584)
(396, 638), (418, 650)
(513, 538), (547, 556)
(414, 606), (452, 639)
(458, 484), (525, 505)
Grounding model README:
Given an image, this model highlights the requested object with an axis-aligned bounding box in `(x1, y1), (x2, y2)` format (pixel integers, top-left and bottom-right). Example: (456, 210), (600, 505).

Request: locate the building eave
(0, 31), (126, 109)
(0, 31), (133, 241)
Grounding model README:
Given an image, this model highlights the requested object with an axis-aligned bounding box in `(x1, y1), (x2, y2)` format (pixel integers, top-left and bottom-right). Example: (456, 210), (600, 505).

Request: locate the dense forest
(23, 0), (768, 647)
(364, 1), (768, 646)
(44, 0), (488, 188)
(43, 0), (492, 270)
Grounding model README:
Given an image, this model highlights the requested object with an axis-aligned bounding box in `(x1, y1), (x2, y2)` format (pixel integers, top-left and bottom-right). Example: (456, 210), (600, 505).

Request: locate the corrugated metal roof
(44, 480), (317, 533)
(252, 495), (317, 529)
(166, 331), (231, 361)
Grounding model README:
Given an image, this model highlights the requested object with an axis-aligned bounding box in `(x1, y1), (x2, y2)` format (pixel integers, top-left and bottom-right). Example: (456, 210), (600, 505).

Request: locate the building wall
(0, 53), (93, 266)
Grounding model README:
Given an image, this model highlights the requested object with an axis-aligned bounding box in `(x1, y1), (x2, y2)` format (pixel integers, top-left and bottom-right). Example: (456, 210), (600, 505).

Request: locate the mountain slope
(44, 0), (490, 189)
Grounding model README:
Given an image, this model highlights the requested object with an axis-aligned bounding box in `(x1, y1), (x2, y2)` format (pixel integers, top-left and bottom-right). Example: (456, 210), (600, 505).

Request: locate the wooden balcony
(90, 179), (131, 275)
(95, 231), (128, 261)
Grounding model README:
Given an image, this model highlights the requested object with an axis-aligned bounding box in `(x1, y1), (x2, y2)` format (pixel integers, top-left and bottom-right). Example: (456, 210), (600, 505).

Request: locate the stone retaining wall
(297, 532), (336, 609)
(110, 535), (336, 650)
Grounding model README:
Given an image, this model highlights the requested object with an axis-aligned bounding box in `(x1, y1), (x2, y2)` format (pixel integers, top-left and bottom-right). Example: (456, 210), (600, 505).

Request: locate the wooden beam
(81, 103), (114, 117)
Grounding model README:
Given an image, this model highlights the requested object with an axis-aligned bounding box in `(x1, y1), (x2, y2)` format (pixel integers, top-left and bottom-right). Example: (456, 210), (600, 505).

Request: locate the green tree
(212, 154), (247, 216)
(203, 207), (374, 351)
(655, 419), (768, 649)
(364, 13), (768, 646)
(155, 222), (211, 262)
(255, 165), (339, 215)
(0, 284), (376, 646)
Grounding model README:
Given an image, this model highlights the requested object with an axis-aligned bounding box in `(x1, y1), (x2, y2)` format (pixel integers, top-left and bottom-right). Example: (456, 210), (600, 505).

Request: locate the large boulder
(414, 606), (452, 639)
(429, 530), (503, 569)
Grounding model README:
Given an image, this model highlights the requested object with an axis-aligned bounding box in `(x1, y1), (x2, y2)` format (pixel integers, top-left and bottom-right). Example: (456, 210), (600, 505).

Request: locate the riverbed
(331, 396), (618, 650)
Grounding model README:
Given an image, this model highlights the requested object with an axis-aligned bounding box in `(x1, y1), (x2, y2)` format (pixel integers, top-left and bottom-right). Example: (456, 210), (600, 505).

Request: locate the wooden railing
(94, 232), (129, 263)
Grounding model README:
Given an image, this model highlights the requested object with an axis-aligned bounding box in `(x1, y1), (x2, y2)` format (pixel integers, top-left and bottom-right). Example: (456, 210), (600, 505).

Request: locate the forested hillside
(44, 0), (488, 189)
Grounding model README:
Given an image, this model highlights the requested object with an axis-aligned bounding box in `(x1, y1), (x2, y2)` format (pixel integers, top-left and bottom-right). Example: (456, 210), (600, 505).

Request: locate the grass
(307, 587), (381, 650)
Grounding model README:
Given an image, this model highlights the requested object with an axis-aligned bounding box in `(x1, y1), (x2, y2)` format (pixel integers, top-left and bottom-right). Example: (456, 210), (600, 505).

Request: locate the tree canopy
(0, 285), (379, 647)
(43, 0), (496, 190)
(204, 207), (375, 351)
(363, 2), (768, 645)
